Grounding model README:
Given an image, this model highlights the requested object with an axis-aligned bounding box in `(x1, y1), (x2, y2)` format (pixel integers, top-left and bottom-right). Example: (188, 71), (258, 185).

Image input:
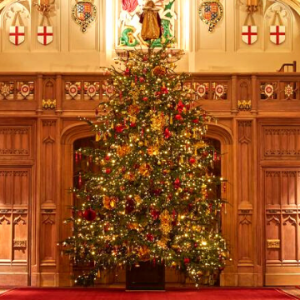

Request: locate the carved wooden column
(36, 120), (59, 286)
(236, 120), (262, 286)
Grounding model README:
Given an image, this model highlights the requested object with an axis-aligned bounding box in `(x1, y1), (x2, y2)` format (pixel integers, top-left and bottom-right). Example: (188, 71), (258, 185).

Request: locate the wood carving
(267, 240), (280, 249)
(43, 216), (55, 224)
(0, 127), (30, 156)
(0, 216), (10, 225)
(263, 127), (300, 158)
(283, 215), (297, 226)
(43, 136), (55, 144)
(267, 215), (280, 225)
(13, 215), (26, 225)
(13, 240), (27, 248)
(238, 121), (252, 144)
(239, 216), (252, 225)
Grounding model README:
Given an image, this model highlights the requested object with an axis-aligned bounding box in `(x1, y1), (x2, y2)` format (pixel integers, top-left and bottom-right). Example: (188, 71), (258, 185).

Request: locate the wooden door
(264, 169), (300, 285)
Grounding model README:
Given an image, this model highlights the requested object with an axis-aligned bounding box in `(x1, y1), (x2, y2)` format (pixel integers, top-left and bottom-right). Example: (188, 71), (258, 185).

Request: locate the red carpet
(0, 288), (297, 300)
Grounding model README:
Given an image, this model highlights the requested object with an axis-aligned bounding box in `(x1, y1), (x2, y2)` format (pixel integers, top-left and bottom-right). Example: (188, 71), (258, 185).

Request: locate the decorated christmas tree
(63, 43), (228, 287)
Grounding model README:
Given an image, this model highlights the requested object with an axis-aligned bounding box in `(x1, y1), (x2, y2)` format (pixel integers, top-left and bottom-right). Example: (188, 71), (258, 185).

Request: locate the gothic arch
(1, 1), (31, 51)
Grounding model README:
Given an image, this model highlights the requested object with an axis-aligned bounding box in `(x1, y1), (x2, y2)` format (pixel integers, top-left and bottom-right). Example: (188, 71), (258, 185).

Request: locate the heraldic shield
(270, 25), (285, 45)
(72, 0), (97, 32)
(199, 1), (223, 32)
(37, 26), (53, 45)
(9, 26), (25, 45)
(242, 25), (258, 45)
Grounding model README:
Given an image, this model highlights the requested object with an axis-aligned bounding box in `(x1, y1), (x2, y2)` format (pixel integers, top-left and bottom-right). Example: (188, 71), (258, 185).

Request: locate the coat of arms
(72, 0), (97, 32)
(199, 0), (223, 32)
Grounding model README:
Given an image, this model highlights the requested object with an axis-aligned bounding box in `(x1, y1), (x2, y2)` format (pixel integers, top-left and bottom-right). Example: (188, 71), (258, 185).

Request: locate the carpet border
(0, 289), (16, 298)
(276, 288), (300, 299)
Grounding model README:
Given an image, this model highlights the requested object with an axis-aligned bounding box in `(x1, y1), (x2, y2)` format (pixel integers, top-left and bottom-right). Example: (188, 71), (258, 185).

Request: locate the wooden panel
(266, 215), (280, 261)
(13, 214), (27, 262)
(238, 213), (253, 263)
(41, 120), (57, 206)
(0, 127), (31, 159)
(40, 214), (56, 263)
(262, 126), (300, 160)
(0, 215), (11, 261)
(265, 169), (300, 285)
(282, 215), (297, 261)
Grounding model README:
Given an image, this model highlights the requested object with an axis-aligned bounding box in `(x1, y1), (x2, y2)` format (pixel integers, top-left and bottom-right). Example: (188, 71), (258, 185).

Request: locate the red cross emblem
(270, 25), (285, 45)
(37, 26), (53, 45)
(9, 26), (25, 45)
(242, 26), (258, 45)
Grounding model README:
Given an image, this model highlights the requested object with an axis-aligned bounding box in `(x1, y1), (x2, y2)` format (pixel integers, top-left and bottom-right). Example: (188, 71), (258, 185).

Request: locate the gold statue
(140, 0), (162, 41)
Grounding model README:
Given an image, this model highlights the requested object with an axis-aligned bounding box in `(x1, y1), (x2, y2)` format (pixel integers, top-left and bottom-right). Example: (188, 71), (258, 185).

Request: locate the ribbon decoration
(9, 10), (25, 46)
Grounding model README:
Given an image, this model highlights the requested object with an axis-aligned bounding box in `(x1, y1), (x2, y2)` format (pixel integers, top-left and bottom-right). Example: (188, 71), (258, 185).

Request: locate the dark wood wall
(0, 73), (300, 287)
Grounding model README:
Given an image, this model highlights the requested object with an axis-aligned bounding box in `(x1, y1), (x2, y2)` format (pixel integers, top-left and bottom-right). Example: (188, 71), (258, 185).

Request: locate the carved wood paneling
(238, 121), (252, 205)
(41, 214), (56, 263)
(263, 126), (300, 159)
(0, 170), (29, 205)
(265, 169), (300, 265)
(238, 212), (253, 263)
(41, 120), (57, 206)
(0, 127), (31, 157)
(13, 214), (27, 261)
(0, 215), (11, 261)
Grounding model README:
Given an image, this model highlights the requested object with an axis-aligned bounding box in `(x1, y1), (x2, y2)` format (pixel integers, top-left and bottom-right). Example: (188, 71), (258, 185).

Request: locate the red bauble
(193, 119), (199, 124)
(115, 124), (125, 133)
(139, 77), (145, 83)
(105, 168), (112, 174)
(161, 87), (168, 94)
(130, 122), (137, 128)
(164, 128), (171, 139)
(177, 100), (184, 113)
(146, 233), (154, 242)
(125, 199), (135, 214)
(150, 209), (160, 220)
(105, 155), (110, 161)
(174, 178), (181, 189)
(175, 114), (183, 121)
(202, 151), (208, 158)
(143, 97), (148, 101)
(189, 157), (196, 164)
(83, 208), (96, 222)
(184, 258), (190, 265)
(124, 68), (130, 76)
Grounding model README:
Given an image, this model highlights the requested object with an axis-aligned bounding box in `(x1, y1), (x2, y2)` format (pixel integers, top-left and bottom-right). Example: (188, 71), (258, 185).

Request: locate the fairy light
(62, 44), (229, 288)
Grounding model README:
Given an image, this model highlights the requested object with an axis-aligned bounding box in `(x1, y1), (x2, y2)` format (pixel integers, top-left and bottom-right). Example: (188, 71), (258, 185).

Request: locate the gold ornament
(138, 245), (150, 261)
(157, 237), (168, 249)
(117, 145), (131, 157)
(127, 223), (139, 230)
(152, 66), (166, 77)
(151, 113), (165, 132)
(134, 195), (142, 205)
(124, 172), (136, 181)
(128, 104), (140, 116)
(160, 210), (171, 235)
(147, 145), (159, 156)
(103, 196), (117, 210)
(139, 163), (153, 177)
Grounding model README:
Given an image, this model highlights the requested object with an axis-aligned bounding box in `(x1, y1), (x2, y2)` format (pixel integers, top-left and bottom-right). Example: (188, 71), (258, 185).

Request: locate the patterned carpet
(0, 288), (299, 300)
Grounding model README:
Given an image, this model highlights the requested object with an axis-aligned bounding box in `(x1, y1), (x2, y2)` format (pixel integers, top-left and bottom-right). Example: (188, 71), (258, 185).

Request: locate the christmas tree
(63, 44), (228, 287)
